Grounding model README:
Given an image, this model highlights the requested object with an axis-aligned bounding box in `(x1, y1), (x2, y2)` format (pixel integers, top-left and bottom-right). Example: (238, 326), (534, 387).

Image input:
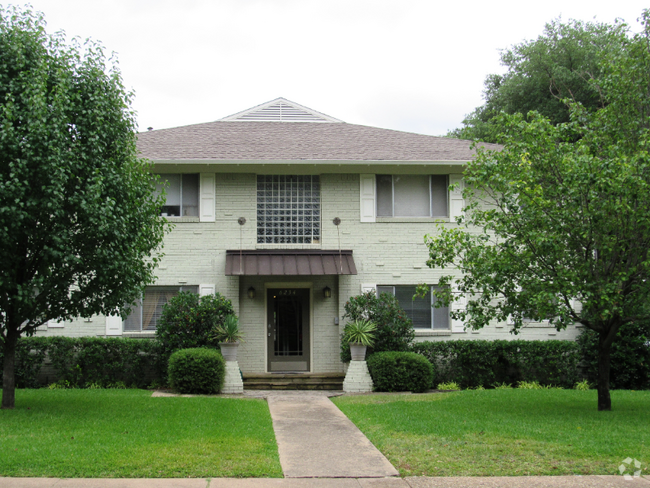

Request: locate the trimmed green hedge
(411, 340), (582, 389)
(577, 321), (650, 390)
(0, 336), (164, 388)
(367, 351), (433, 393)
(10, 336), (49, 388)
(168, 348), (225, 394)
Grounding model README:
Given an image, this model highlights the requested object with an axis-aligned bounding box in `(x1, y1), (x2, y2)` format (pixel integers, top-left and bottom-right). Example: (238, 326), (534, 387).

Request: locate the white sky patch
(20, 0), (650, 135)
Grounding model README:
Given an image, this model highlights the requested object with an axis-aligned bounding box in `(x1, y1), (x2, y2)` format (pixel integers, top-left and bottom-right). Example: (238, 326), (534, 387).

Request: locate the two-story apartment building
(37, 98), (581, 374)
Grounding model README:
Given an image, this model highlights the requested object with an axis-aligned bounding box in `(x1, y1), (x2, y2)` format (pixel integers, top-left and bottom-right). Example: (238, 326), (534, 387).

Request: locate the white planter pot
(219, 342), (239, 362)
(349, 343), (367, 361)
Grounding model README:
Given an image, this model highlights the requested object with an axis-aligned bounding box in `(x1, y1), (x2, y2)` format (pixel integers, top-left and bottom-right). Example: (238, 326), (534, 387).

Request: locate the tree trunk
(597, 330), (612, 411)
(2, 331), (18, 409)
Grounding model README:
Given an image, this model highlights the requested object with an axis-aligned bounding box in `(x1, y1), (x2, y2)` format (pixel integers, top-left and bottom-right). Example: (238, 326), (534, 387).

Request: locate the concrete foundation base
(342, 360), (373, 393)
(221, 361), (244, 394)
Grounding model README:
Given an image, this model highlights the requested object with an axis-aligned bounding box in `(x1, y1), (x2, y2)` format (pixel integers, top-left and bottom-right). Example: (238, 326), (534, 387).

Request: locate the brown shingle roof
(136, 121), (499, 161)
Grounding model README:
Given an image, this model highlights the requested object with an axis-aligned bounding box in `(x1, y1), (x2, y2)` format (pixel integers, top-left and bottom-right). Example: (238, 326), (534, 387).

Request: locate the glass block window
(257, 175), (321, 244)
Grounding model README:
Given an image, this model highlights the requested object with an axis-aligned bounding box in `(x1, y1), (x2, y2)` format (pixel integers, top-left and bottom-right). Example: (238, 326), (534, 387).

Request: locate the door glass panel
(274, 290), (303, 356)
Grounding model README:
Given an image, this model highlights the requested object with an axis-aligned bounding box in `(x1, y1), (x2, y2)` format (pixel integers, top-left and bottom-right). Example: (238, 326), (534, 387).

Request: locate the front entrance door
(267, 288), (310, 372)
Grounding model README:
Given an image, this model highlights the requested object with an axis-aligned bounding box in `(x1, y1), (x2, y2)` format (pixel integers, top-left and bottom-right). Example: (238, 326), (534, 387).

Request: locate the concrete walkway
(266, 391), (398, 478)
(2, 475), (649, 487)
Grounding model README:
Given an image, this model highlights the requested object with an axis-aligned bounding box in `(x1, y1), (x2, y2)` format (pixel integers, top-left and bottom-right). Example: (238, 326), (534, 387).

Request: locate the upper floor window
(123, 285), (198, 332)
(377, 285), (449, 330)
(376, 175), (448, 217)
(257, 175), (321, 244)
(155, 174), (199, 217)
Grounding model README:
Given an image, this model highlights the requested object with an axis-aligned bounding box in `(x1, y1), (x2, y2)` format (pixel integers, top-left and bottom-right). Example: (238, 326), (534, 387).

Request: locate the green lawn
(333, 389), (650, 477)
(0, 389), (283, 478)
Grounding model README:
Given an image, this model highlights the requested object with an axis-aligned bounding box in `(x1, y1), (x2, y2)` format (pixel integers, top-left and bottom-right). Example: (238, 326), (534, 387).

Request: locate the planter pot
(219, 342), (240, 362)
(349, 343), (367, 361)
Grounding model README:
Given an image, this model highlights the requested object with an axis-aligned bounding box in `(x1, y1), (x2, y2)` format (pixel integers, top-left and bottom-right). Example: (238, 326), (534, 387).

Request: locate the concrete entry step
(243, 373), (345, 390)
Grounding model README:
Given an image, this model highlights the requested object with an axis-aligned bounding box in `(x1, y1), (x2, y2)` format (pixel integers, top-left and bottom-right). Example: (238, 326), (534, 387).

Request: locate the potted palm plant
(343, 319), (376, 361)
(213, 314), (244, 361)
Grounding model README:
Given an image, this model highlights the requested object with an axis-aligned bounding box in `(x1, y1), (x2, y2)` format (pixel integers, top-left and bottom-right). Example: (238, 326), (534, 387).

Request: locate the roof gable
(220, 97), (342, 123)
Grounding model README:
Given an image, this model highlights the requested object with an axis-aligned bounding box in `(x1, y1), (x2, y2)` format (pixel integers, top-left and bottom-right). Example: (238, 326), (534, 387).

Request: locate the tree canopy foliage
(0, 7), (167, 408)
(426, 10), (650, 410)
(448, 18), (629, 142)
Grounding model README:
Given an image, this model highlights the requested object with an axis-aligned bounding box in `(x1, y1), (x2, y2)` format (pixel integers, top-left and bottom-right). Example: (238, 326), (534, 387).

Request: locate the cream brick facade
(35, 99), (582, 374)
(36, 170), (581, 374)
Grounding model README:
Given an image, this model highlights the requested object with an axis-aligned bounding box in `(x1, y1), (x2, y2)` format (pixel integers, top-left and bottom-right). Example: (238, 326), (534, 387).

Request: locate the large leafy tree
(426, 11), (650, 411)
(0, 7), (167, 409)
(449, 18), (628, 142)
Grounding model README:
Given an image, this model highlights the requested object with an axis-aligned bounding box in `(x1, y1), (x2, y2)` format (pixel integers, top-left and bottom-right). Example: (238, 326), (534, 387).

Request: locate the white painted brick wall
(36, 171), (583, 373)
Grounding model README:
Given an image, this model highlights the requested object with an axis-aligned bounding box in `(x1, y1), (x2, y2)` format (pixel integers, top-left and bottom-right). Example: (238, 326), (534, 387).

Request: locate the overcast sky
(20, 0), (650, 136)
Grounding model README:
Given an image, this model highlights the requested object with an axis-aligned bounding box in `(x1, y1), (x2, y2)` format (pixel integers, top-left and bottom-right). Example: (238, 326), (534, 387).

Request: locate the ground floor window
(123, 285), (198, 332)
(376, 285), (449, 330)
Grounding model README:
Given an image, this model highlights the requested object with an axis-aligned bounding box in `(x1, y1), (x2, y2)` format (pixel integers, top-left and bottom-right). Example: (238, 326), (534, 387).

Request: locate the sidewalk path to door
(266, 390), (399, 478)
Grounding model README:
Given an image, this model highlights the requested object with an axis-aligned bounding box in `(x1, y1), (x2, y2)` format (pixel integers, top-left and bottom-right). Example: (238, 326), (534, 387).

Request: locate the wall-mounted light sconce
(247, 287), (256, 299)
(323, 286), (332, 299)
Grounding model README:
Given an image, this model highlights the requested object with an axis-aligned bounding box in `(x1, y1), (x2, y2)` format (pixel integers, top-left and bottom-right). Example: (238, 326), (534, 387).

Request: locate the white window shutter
(199, 284), (215, 296)
(359, 174), (376, 222)
(361, 283), (376, 295)
(105, 315), (122, 336)
(451, 284), (466, 333)
(48, 319), (64, 328)
(200, 173), (215, 222)
(449, 174), (464, 221)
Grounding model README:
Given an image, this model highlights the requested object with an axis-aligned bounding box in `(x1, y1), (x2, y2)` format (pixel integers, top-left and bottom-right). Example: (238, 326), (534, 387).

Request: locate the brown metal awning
(225, 250), (357, 276)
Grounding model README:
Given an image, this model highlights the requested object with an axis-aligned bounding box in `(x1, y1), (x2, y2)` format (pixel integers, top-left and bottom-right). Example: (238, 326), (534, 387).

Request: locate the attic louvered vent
(221, 97), (343, 123)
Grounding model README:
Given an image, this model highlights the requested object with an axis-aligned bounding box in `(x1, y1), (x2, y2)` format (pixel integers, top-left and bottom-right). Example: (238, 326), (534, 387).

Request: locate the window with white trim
(123, 286), (198, 332)
(155, 174), (199, 217)
(377, 285), (449, 330)
(257, 175), (321, 244)
(376, 175), (448, 217)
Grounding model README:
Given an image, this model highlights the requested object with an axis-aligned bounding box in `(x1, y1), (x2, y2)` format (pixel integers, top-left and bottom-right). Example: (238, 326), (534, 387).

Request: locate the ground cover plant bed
(333, 389), (650, 477)
(0, 389), (282, 478)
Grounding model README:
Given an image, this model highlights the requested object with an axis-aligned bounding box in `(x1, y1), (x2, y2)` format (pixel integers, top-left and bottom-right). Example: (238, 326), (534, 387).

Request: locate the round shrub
(341, 291), (415, 362)
(168, 348), (225, 394)
(367, 351), (433, 393)
(156, 292), (235, 357)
